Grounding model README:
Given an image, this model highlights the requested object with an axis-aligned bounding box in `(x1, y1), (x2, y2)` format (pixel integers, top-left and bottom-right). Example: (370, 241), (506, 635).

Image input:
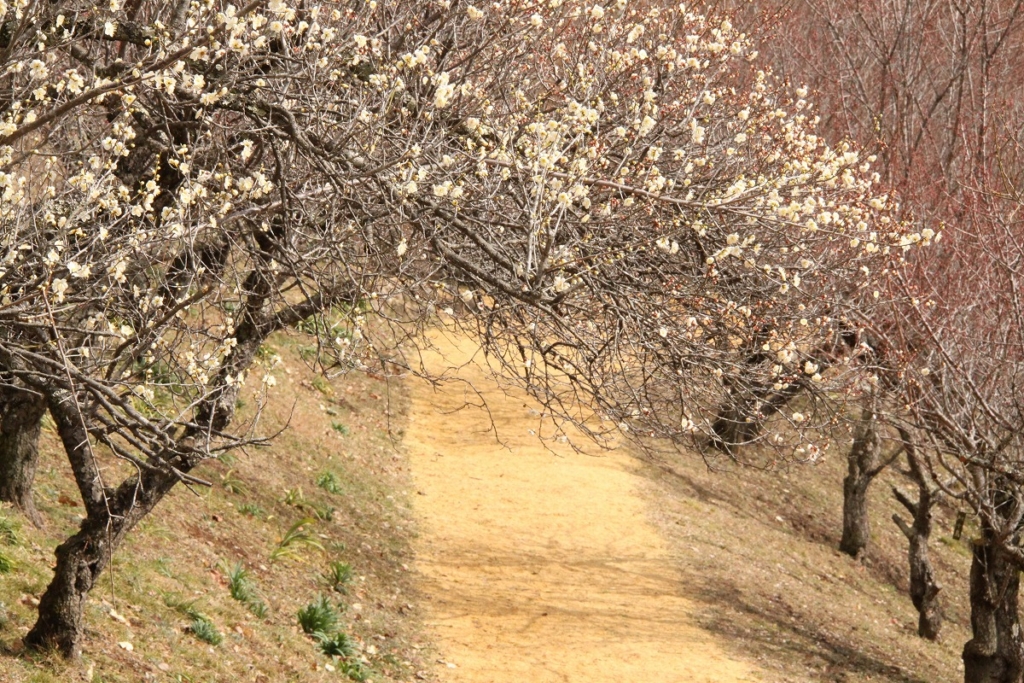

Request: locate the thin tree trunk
(963, 529), (1024, 683)
(0, 387), (46, 527)
(892, 427), (942, 640)
(839, 399), (883, 558)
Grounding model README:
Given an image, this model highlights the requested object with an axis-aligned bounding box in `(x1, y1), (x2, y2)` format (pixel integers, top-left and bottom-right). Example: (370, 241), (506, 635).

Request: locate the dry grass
(0, 331), (431, 683)
(639, 440), (972, 682)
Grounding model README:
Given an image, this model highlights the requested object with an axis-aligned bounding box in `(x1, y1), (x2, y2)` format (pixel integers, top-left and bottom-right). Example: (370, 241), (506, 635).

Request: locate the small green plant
(0, 551), (13, 574)
(154, 557), (174, 578)
(325, 561), (354, 592)
(220, 469), (248, 495)
(165, 594), (222, 644)
(315, 630), (354, 657)
(338, 660), (369, 682)
(271, 517), (324, 561)
(188, 614), (223, 645)
(223, 563), (269, 618)
(225, 563), (252, 602)
(316, 471), (342, 495)
(283, 487), (305, 506)
(164, 593), (201, 618)
(297, 595), (338, 635)
(0, 515), (19, 545)
(308, 501), (335, 522)
(330, 421), (350, 436)
(237, 502), (265, 518)
(247, 599), (269, 619)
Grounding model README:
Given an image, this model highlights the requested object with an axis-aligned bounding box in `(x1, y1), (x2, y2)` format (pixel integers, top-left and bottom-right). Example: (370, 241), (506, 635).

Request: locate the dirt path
(404, 331), (763, 682)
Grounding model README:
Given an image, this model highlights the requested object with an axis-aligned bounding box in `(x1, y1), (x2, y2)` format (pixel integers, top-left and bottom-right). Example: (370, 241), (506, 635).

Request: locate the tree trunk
(892, 428), (942, 640)
(24, 466), (179, 657)
(0, 387), (46, 527)
(24, 258), (300, 658)
(963, 534), (1024, 683)
(839, 400), (883, 558)
(710, 382), (803, 452)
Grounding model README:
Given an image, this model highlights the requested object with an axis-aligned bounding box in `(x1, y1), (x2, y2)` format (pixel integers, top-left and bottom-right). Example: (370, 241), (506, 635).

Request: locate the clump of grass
(297, 595), (338, 635)
(220, 469), (248, 495)
(316, 471), (342, 495)
(270, 517), (324, 561)
(188, 614), (223, 645)
(331, 421), (350, 436)
(325, 561), (354, 593)
(225, 563), (253, 602)
(315, 630), (354, 657)
(283, 487), (305, 507)
(311, 375), (333, 396)
(0, 515), (19, 545)
(223, 563), (269, 619)
(237, 502), (265, 518)
(338, 659), (369, 682)
(165, 594), (223, 645)
(308, 501), (335, 522)
(0, 551), (13, 574)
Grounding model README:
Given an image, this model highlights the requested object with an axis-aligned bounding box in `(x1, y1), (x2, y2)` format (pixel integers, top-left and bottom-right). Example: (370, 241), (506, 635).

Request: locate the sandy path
(404, 332), (762, 683)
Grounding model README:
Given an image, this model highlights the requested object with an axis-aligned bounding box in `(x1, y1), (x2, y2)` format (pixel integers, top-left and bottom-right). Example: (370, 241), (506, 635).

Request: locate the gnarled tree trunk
(24, 467), (178, 657)
(839, 398), (883, 558)
(891, 427), (942, 640)
(963, 532), (1024, 683)
(0, 386), (46, 527)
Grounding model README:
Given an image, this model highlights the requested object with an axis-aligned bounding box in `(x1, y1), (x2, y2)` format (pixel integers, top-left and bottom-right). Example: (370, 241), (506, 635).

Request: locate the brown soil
(404, 331), (763, 682)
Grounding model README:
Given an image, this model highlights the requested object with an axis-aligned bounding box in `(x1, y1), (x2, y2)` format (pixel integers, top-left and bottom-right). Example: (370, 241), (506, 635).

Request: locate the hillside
(0, 331), (431, 683)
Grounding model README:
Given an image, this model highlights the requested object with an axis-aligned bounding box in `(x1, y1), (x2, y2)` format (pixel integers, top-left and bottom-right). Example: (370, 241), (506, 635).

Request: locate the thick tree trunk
(892, 429), (942, 640)
(24, 467), (179, 657)
(0, 387), (46, 527)
(963, 535), (1024, 683)
(839, 400), (882, 558)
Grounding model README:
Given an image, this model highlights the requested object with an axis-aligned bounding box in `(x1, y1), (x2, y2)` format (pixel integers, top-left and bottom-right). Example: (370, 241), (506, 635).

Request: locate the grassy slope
(0, 331), (430, 683)
(641, 440), (973, 682)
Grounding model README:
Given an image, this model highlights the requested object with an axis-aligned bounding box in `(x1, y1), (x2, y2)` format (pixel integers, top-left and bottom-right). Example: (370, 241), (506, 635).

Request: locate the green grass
(308, 501), (335, 522)
(325, 561), (354, 593)
(331, 421), (351, 436)
(316, 471), (342, 495)
(0, 552), (13, 574)
(0, 515), (19, 545)
(283, 487), (305, 507)
(188, 614), (223, 645)
(223, 562), (270, 618)
(270, 517), (324, 562)
(165, 594), (223, 645)
(315, 630), (354, 657)
(237, 502), (265, 518)
(297, 595), (338, 635)
(225, 563), (253, 602)
(220, 469), (248, 495)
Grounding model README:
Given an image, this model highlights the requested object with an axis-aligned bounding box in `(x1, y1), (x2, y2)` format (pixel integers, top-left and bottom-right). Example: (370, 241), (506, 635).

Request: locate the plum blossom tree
(0, 0), (908, 658)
